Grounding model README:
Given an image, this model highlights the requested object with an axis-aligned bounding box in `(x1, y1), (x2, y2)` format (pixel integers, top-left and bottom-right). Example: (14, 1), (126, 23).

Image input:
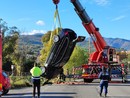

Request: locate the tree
(64, 46), (88, 74)
(0, 18), (10, 71)
(1, 19), (20, 74)
(0, 18), (8, 38)
(39, 28), (61, 64)
(122, 53), (130, 66)
(2, 26), (20, 73)
(127, 53), (130, 61)
(1, 18), (42, 75)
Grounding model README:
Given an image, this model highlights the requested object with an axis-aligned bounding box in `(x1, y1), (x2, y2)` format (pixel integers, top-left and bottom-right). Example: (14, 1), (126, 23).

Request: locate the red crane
(52, 0), (127, 83)
(70, 0), (118, 64)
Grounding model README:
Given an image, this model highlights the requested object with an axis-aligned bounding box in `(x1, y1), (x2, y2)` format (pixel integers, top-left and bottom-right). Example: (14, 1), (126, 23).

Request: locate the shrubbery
(10, 76), (32, 88)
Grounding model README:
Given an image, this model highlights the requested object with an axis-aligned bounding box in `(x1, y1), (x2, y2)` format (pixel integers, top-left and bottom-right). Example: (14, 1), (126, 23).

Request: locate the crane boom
(71, 0), (108, 62)
(71, 0), (107, 49)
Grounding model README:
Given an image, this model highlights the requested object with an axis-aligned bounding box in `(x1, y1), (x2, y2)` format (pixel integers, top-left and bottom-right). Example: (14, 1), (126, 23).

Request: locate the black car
(44, 28), (85, 80)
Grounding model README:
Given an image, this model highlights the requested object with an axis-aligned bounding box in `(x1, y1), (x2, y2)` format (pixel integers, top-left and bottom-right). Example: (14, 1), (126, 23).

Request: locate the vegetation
(1, 18), (20, 74)
(64, 46), (88, 74)
(122, 53), (130, 66)
(1, 18), (35, 75)
(1, 18), (130, 87)
(10, 76), (32, 88)
(39, 28), (61, 64)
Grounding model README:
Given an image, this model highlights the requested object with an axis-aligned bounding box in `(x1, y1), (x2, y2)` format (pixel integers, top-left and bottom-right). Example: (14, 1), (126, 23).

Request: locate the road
(1, 80), (130, 98)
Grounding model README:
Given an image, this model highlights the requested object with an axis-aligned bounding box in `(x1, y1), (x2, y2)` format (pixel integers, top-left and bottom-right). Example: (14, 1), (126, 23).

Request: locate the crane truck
(46, 0), (127, 83)
(70, 0), (127, 83)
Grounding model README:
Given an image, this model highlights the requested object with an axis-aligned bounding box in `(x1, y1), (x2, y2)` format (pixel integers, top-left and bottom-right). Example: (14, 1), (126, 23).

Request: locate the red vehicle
(0, 26), (11, 96)
(1, 71), (11, 95)
(52, 0), (127, 83)
(0, 29), (2, 95)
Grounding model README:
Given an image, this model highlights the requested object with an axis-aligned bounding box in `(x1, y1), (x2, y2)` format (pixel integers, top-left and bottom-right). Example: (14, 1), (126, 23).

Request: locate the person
(59, 68), (66, 82)
(30, 63), (42, 98)
(98, 66), (110, 97)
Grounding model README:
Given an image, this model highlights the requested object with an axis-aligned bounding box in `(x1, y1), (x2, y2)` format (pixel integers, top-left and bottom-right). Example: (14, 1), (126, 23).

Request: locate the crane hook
(52, 0), (60, 5)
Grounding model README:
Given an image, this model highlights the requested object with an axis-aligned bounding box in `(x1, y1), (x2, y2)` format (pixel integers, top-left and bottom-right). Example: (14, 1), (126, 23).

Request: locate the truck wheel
(122, 76), (127, 83)
(84, 79), (93, 83)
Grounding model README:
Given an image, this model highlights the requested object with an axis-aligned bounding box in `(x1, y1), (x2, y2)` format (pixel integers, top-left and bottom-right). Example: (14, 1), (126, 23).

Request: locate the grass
(10, 76), (32, 88)
(9, 76), (74, 88)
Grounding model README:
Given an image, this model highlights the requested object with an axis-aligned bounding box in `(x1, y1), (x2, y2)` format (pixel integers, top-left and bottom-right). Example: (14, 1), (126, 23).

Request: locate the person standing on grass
(30, 63), (42, 98)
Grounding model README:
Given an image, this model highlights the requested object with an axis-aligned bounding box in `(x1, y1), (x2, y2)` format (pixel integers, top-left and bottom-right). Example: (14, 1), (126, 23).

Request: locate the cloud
(81, 0), (109, 6)
(111, 15), (126, 21)
(36, 20), (45, 26)
(94, 0), (109, 6)
(22, 29), (46, 35)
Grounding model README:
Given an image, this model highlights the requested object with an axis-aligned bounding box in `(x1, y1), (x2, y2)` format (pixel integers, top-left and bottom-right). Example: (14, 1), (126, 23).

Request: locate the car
(1, 71), (11, 95)
(44, 28), (85, 80)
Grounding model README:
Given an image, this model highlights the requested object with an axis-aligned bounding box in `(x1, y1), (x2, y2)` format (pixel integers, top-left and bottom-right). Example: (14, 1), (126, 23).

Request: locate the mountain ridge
(19, 34), (130, 50)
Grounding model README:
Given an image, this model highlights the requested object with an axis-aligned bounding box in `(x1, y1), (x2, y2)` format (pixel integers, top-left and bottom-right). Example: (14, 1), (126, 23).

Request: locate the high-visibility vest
(30, 67), (42, 77)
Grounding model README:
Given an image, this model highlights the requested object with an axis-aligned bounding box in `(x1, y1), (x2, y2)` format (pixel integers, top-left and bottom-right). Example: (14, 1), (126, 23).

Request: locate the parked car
(2, 71), (11, 95)
(44, 28), (85, 80)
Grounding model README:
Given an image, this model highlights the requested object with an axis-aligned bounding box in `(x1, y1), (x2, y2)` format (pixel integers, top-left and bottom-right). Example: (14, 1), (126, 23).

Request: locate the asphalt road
(1, 80), (130, 98)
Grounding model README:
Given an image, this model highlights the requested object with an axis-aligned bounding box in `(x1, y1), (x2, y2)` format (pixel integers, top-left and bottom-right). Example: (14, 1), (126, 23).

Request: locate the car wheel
(53, 35), (60, 42)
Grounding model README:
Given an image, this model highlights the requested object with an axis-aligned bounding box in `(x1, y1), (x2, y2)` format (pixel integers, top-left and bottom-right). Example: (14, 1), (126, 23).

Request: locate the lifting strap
(54, 5), (62, 29)
(50, 4), (62, 43)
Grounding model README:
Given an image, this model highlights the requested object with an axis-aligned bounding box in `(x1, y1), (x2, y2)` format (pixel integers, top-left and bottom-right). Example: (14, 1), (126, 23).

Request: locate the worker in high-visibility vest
(30, 63), (42, 98)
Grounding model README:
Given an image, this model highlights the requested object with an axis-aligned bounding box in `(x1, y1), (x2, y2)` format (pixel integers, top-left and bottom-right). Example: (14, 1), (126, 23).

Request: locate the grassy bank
(10, 76), (32, 88)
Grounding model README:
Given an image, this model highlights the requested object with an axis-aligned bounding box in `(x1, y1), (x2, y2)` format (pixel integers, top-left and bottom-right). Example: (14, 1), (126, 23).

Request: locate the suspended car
(43, 28), (85, 80)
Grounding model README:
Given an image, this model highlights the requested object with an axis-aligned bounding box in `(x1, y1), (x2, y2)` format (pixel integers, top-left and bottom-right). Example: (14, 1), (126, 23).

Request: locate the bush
(10, 76), (32, 88)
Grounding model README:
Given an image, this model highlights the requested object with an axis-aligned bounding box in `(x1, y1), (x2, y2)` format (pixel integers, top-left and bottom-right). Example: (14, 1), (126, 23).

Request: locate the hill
(19, 34), (43, 56)
(105, 38), (130, 50)
(19, 33), (43, 45)
(73, 37), (130, 51)
(19, 34), (130, 51)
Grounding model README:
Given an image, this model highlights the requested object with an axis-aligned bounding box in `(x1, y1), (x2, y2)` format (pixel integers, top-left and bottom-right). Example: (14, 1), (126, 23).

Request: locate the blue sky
(0, 0), (130, 40)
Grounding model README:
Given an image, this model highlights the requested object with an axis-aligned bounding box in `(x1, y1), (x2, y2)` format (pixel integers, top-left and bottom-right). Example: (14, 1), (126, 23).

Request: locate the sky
(0, 0), (130, 40)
